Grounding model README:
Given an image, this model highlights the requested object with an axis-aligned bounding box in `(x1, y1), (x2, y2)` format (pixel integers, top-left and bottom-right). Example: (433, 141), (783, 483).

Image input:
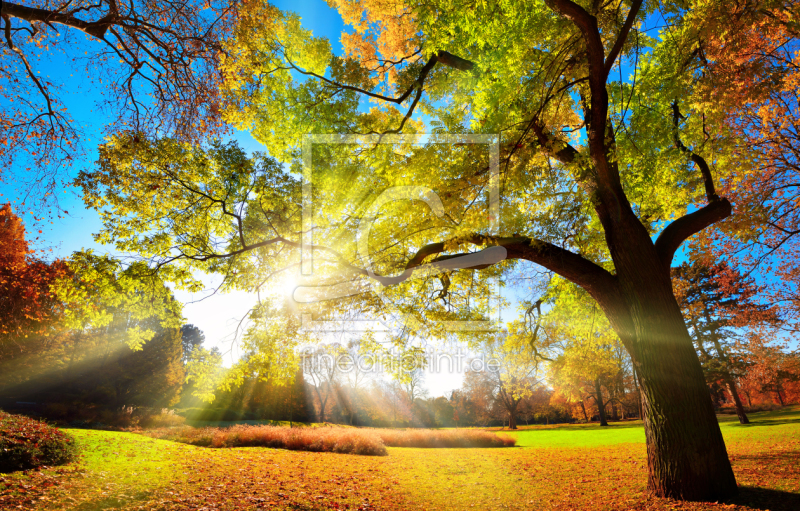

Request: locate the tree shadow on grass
(501, 421), (646, 432)
(72, 491), (155, 510)
(724, 487), (800, 511)
(727, 418), (800, 428)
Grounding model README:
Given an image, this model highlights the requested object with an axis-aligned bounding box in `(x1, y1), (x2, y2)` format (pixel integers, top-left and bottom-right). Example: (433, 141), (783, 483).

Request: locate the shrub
(0, 411), (77, 473)
(139, 409), (186, 429)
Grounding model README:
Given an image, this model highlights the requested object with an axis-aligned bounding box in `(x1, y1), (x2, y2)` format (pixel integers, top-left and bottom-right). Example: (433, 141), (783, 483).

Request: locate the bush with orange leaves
(146, 424), (515, 456)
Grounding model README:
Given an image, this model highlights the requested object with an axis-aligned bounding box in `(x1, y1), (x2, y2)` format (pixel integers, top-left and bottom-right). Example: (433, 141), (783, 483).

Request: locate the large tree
(77, 0), (790, 500)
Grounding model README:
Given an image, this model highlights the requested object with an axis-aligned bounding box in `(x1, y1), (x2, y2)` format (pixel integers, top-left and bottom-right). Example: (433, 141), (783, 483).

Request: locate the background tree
(0, 248), (185, 415)
(482, 337), (542, 430)
(401, 368), (426, 408)
(180, 325), (206, 366)
(739, 337), (800, 407)
(673, 260), (780, 424)
(459, 370), (501, 427)
(0, 204), (67, 356)
(301, 344), (341, 422)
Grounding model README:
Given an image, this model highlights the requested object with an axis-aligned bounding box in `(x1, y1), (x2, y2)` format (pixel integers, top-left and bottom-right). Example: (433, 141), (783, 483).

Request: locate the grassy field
(1, 407), (798, 510)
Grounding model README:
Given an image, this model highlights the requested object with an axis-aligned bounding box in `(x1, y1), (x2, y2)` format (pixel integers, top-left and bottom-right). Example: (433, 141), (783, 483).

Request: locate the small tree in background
(0, 204), (68, 359)
(673, 260), (780, 424)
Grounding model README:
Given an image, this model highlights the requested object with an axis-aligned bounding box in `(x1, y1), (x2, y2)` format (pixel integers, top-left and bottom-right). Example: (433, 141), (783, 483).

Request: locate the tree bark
(633, 368), (643, 419)
(605, 286), (738, 501)
(594, 378), (608, 426)
(580, 400), (589, 422)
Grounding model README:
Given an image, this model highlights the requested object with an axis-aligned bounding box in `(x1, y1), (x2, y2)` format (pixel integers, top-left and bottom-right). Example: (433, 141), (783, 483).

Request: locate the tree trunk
(594, 378), (608, 427)
(776, 389), (785, 406)
(580, 400), (589, 422)
(579, 193), (739, 501)
(509, 411), (517, 430)
(725, 381), (749, 424)
(609, 293), (737, 501)
(710, 338), (749, 424)
(314, 387), (327, 422)
(611, 400), (619, 421)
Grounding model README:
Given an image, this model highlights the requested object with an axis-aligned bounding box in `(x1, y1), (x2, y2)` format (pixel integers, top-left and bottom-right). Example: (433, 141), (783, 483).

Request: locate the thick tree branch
(530, 117), (581, 165)
(545, 0), (627, 222)
(654, 199), (732, 269)
(544, 0), (606, 109)
(435, 50), (475, 71)
(1, 1), (112, 38)
(395, 235), (618, 300)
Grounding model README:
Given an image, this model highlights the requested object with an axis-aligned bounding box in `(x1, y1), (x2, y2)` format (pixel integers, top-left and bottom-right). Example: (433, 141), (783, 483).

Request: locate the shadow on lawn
(491, 421), (646, 432)
(725, 487), (800, 511)
(726, 418), (800, 428)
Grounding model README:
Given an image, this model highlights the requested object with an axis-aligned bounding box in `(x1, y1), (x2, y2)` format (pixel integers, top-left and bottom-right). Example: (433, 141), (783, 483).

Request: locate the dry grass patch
(146, 424), (388, 456)
(144, 425), (515, 455)
(374, 428), (516, 448)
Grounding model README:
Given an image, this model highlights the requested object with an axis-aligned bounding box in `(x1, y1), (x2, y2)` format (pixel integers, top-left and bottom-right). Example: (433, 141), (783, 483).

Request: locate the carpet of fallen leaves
(1, 420), (798, 510)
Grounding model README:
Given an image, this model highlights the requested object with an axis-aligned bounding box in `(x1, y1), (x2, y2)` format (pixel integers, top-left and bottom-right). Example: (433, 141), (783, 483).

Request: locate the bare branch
(603, 0), (643, 76)
(672, 101), (720, 202)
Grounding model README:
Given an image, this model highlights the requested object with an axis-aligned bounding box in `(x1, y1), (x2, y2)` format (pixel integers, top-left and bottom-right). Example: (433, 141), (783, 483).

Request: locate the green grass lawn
(506, 407), (800, 447)
(1, 407), (798, 510)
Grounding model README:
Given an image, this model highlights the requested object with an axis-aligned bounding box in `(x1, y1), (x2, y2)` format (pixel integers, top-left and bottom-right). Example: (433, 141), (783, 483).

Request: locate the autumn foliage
(0, 411), (77, 472)
(691, 1), (800, 328)
(1, 0), (237, 204)
(0, 204), (67, 350)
